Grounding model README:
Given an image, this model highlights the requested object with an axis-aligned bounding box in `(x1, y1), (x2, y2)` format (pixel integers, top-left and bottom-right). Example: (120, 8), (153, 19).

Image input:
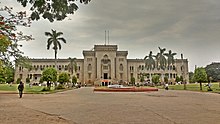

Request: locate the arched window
(88, 64), (92, 71)
(181, 66), (184, 71)
(119, 64), (123, 71)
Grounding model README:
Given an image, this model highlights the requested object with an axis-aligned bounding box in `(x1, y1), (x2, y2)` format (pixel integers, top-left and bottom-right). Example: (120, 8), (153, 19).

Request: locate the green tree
(144, 51), (156, 83)
(16, 0), (92, 22)
(68, 57), (77, 75)
(189, 72), (194, 83)
(42, 67), (57, 90)
(0, 61), (14, 84)
(16, 78), (21, 84)
(164, 50), (176, 80)
(140, 75), (145, 83)
(152, 75), (160, 85)
(180, 76), (183, 82)
(144, 51), (155, 70)
(72, 75), (77, 87)
(164, 50), (177, 66)
(26, 77), (30, 84)
(131, 77), (135, 86)
(193, 67), (208, 90)
(156, 47), (167, 70)
(205, 63), (220, 82)
(45, 29), (66, 69)
(164, 76), (168, 84)
(58, 72), (70, 84)
(175, 75), (181, 83)
(0, 8), (33, 70)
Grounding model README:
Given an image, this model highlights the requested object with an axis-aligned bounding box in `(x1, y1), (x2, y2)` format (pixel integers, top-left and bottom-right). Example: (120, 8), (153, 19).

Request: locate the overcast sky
(1, 0), (220, 72)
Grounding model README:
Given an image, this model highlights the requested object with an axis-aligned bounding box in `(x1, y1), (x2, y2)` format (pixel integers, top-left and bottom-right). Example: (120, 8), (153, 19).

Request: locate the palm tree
(156, 47), (167, 83)
(144, 51), (156, 70)
(45, 29), (66, 69)
(68, 57), (77, 75)
(164, 50), (177, 81)
(157, 47), (167, 70)
(144, 51), (156, 83)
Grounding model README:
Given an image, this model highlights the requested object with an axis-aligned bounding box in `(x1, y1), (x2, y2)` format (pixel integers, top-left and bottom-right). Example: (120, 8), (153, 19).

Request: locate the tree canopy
(193, 67), (208, 90)
(45, 29), (66, 69)
(42, 67), (57, 82)
(16, 0), (92, 22)
(152, 74), (160, 85)
(58, 72), (70, 84)
(205, 63), (220, 82)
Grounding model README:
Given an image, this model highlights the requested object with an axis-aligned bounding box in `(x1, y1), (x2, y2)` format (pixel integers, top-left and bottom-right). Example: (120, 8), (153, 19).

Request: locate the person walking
(165, 83), (169, 90)
(18, 81), (24, 98)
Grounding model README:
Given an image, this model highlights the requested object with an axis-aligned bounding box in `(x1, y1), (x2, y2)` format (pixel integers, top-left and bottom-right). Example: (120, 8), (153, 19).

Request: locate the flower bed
(94, 87), (158, 92)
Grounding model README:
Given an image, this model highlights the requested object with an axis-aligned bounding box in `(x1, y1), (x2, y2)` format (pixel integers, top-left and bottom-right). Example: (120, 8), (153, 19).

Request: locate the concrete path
(1, 87), (220, 124)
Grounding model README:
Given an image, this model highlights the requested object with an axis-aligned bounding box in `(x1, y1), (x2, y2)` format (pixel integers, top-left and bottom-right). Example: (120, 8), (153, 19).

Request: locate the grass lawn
(0, 84), (62, 94)
(157, 82), (220, 93)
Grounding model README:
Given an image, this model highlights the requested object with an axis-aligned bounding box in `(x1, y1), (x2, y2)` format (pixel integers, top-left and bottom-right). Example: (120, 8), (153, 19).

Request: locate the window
(59, 65), (61, 70)
(77, 73), (79, 79)
(103, 65), (108, 70)
(87, 58), (92, 61)
(119, 58), (124, 62)
(88, 64), (92, 71)
(78, 66), (80, 71)
(130, 73), (133, 78)
(119, 64), (123, 71)
(19, 66), (22, 71)
(19, 74), (23, 79)
(181, 66), (184, 71)
(88, 73), (91, 79)
(65, 65), (68, 70)
(120, 73), (123, 79)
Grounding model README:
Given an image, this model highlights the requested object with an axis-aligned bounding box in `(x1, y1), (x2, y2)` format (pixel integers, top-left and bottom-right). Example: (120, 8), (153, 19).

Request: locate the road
(0, 87), (220, 124)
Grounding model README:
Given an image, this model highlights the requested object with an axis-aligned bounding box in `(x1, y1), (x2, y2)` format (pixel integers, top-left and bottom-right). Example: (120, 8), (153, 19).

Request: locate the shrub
(41, 87), (50, 91)
(16, 78), (21, 84)
(55, 84), (65, 90)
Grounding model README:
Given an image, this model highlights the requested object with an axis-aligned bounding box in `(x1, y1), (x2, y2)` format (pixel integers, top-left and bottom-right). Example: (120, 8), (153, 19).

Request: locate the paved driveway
(1, 87), (220, 124)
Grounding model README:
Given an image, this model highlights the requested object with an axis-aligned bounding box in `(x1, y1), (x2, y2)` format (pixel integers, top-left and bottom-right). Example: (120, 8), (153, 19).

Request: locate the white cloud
(1, 0), (220, 71)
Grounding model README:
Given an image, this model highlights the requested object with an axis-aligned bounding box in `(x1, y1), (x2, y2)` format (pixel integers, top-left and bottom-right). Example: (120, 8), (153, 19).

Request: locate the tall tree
(144, 51), (155, 70)
(16, 0), (92, 22)
(164, 50), (176, 67)
(157, 47), (167, 70)
(164, 50), (177, 80)
(205, 63), (220, 82)
(68, 57), (77, 75)
(58, 72), (70, 85)
(45, 29), (66, 69)
(42, 67), (57, 89)
(193, 67), (208, 91)
(0, 6), (33, 69)
(144, 51), (155, 83)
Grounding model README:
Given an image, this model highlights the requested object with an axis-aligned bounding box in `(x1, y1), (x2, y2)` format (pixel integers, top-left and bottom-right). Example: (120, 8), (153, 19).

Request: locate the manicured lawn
(157, 82), (220, 93)
(0, 84), (55, 93)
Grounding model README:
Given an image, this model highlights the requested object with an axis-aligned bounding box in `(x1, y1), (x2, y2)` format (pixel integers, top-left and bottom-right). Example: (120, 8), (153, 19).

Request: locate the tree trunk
(199, 82), (202, 91)
(184, 82), (186, 90)
(55, 50), (57, 70)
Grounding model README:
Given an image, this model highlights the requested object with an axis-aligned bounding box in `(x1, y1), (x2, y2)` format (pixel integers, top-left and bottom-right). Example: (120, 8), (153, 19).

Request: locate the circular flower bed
(94, 87), (158, 92)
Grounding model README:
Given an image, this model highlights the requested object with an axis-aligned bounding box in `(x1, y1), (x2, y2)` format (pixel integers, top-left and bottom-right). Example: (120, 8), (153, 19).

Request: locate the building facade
(14, 45), (189, 85)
